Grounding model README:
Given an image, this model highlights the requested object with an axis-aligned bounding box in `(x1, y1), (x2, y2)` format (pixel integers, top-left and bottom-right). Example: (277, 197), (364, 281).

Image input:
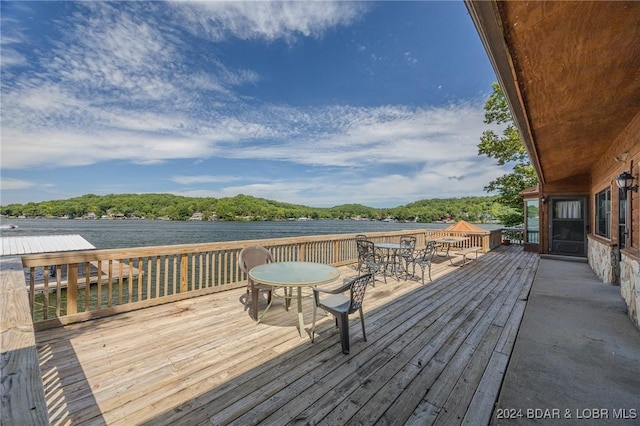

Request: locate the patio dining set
(237, 233), (480, 355)
(356, 234), (480, 285)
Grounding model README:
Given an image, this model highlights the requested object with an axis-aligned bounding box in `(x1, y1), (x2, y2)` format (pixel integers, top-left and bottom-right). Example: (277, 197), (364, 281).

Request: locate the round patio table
(374, 242), (404, 279)
(249, 261), (340, 338)
(433, 237), (470, 265)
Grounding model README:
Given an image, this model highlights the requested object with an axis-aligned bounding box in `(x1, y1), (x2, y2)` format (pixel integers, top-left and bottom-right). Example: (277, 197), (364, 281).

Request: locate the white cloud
(1, 128), (220, 169)
(222, 103), (492, 168)
(171, 175), (240, 185)
(1, 48), (27, 68)
(0, 178), (36, 191)
(1, 100), (495, 173)
(1, 13), (29, 69)
(172, 152), (508, 208)
(171, 1), (366, 42)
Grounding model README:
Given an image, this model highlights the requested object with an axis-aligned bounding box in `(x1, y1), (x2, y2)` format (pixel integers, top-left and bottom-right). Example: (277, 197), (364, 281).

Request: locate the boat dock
(0, 234), (96, 257)
(1, 234), (141, 291)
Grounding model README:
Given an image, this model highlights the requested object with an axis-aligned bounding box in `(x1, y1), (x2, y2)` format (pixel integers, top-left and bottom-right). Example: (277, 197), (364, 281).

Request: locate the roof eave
(464, 0), (545, 185)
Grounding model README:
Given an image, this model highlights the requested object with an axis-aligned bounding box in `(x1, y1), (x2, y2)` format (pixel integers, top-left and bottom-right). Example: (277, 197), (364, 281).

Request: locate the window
(595, 188), (611, 238)
(525, 199), (539, 243)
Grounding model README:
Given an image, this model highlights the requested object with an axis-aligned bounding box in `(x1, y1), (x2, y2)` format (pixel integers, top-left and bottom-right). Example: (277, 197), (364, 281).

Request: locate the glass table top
(248, 261), (340, 287)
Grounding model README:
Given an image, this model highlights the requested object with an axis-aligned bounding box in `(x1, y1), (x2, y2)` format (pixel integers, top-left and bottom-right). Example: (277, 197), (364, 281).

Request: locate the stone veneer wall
(587, 237), (616, 284)
(620, 253), (640, 329)
(588, 237), (640, 329)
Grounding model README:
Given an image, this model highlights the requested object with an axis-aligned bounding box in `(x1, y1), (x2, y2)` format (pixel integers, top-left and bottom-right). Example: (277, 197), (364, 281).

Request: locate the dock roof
(442, 220), (486, 233)
(0, 234), (95, 257)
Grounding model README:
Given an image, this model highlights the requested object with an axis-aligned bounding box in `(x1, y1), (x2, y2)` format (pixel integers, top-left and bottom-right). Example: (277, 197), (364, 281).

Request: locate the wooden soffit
(466, 1), (640, 185)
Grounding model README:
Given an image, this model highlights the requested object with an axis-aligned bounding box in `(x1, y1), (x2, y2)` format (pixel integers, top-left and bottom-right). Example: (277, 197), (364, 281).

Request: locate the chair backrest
(357, 239), (378, 261)
(399, 236), (416, 255)
(238, 245), (274, 274)
(356, 238), (370, 258)
(419, 240), (437, 262)
(355, 234), (367, 241)
(348, 273), (372, 313)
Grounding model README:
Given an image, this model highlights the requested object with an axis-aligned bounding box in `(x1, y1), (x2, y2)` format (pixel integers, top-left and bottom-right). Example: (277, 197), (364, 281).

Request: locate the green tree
(478, 82), (538, 224)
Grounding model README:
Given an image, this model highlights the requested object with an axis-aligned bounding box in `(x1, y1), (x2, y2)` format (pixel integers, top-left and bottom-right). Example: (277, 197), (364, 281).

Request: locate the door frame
(548, 196), (588, 257)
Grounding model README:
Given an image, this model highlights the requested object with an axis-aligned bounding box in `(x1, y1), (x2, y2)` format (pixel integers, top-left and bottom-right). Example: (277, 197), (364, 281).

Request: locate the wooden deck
(35, 245), (538, 425)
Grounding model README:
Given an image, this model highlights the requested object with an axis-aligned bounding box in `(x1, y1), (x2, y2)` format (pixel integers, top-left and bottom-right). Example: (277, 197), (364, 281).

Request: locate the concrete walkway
(492, 258), (640, 425)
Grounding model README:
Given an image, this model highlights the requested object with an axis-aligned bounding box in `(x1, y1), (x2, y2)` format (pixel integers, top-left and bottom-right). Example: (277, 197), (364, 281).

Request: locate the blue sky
(1, 1), (503, 208)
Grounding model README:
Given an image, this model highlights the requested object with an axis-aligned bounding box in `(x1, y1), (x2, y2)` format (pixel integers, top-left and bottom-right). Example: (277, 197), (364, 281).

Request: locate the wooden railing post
(67, 263), (78, 315)
(180, 254), (189, 293)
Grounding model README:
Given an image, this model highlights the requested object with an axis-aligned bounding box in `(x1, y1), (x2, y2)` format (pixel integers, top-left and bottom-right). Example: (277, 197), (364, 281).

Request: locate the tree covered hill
(1, 193), (510, 223)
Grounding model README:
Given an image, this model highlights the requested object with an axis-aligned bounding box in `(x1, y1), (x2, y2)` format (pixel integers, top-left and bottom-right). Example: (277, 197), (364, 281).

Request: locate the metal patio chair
(355, 234), (368, 272)
(356, 239), (385, 285)
(406, 240), (437, 284)
(398, 235), (417, 278)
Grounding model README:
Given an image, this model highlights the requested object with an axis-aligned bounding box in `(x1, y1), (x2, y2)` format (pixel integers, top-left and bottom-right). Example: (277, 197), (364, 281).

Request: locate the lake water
(1, 218), (502, 250)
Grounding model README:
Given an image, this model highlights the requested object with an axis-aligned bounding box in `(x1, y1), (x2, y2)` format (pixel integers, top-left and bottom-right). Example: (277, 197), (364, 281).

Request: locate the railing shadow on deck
(37, 324), (104, 425)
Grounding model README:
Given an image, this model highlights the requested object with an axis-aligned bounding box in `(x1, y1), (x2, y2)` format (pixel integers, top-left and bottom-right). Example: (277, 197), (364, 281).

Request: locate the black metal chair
(356, 239), (385, 285)
(398, 235), (417, 278)
(311, 273), (373, 354)
(406, 240), (437, 284)
(238, 245), (275, 321)
(355, 234), (368, 272)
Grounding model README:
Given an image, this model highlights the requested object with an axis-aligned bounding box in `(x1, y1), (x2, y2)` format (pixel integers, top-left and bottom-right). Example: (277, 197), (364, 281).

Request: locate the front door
(549, 197), (587, 257)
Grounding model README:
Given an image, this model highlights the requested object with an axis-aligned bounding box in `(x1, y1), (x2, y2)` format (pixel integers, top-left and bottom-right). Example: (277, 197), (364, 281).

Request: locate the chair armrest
(314, 280), (351, 295)
(313, 280), (351, 305)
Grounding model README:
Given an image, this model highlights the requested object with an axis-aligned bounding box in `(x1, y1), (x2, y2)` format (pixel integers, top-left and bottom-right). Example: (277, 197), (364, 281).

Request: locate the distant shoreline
(0, 218), (503, 250)
(1, 216), (495, 225)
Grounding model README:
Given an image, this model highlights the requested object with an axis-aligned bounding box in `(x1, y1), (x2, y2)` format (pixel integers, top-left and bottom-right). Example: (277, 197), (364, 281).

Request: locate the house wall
(620, 253), (640, 329)
(587, 235), (617, 284)
(589, 111), (640, 329)
(591, 111), (640, 249)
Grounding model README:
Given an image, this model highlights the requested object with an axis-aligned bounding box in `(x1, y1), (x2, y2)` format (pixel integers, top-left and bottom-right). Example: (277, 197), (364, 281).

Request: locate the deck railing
(501, 227), (526, 244)
(19, 229), (432, 329)
(424, 228), (503, 251)
(11, 227), (503, 329)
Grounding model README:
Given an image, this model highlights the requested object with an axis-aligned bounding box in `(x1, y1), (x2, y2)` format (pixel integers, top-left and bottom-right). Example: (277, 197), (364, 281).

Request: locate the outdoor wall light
(615, 171), (638, 192)
(540, 195), (548, 204)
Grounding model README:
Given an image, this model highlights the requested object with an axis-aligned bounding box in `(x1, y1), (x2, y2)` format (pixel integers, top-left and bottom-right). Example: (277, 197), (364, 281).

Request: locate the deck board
(35, 245), (537, 425)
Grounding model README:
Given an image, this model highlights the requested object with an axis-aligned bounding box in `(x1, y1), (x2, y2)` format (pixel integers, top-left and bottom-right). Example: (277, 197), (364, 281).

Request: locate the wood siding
(591, 111), (640, 252)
